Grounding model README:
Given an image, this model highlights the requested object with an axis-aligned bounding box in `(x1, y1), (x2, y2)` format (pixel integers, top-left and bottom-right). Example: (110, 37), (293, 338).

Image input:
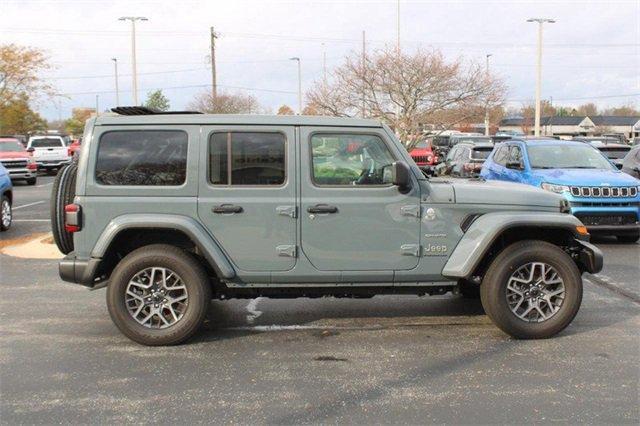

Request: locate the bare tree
(188, 90), (262, 114)
(306, 47), (506, 148)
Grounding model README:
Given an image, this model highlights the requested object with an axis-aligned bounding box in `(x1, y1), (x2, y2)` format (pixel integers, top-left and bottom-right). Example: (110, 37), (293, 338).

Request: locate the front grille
(0, 159), (28, 169)
(412, 155), (431, 163)
(575, 213), (638, 227)
(570, 186), (637, 198)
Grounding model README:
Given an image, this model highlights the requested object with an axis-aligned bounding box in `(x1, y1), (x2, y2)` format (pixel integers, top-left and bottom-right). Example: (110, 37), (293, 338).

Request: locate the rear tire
(480, 240), (583, 339)
(0, 195), (11, 231)
(50, 164), (77, 254)
(26, 177), (37, 185)
(616, 234), (639, 244)
(106, 244), (211, 346)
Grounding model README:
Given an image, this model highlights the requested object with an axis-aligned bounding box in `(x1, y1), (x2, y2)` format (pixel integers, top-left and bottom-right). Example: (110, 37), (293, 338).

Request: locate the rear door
(299, 127), (421, 274)
(197, 126), (296, 272)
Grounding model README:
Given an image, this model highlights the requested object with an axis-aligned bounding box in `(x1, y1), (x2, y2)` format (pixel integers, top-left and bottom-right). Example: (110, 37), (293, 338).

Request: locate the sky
(1, 0), (639, 121)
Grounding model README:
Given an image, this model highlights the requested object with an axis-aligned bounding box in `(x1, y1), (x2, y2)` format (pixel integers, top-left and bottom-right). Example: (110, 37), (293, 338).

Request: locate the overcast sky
(1, 0), (639, 120)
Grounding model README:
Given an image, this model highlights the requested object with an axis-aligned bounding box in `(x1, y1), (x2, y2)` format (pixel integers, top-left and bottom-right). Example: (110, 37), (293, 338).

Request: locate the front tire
(480, 240), (583, 339)
(107, 244), (211, 346)
(616, 234), (639, 244)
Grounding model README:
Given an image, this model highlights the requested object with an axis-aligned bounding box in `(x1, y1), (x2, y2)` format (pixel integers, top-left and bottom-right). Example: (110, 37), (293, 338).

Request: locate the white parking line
(36, 182), (53, 188)
(13, 201), (45, 210)
(13, 219), (50, 222)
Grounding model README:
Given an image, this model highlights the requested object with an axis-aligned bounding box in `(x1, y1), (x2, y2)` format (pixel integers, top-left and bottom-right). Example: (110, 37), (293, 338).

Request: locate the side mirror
(26, 147), (35, 153)
(392, 161), (411, 192)
(506, 161), (523, 170)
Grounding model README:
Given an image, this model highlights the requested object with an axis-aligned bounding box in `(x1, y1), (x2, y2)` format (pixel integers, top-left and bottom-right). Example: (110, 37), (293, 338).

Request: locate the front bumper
(566, 194), (640, 236)
(7, 168), (37, 180)
(574, 239), (604, 274)
(59, 253), (101, 287)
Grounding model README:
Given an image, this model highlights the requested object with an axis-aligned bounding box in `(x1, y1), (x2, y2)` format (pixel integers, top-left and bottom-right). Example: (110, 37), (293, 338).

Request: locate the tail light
(27, 158), (37, 170)
(64, 204), (82, 233)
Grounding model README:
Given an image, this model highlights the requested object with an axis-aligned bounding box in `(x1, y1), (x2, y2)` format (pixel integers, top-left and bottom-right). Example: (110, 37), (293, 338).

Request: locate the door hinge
(400, 244), (421, 257)
(276, 205), (297, 218)
(276, 244), (297, 258)
(400, 205), (420, 217)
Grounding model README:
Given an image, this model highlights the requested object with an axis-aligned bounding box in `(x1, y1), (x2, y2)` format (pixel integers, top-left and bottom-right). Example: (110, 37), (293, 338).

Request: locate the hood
(531, 168), (640, 186)
(447, 178), (563, 208)
(0, 151), (29, 159)
(409, 147), (433, 155)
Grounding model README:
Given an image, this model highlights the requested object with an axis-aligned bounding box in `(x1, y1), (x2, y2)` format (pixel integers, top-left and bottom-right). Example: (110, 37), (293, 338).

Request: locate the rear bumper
(36, 159), (71, 168)
(59, 253), (101, 287)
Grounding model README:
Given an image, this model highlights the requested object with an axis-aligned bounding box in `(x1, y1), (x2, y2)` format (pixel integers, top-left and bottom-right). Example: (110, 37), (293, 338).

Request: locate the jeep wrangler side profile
(54, 108), (603, 345)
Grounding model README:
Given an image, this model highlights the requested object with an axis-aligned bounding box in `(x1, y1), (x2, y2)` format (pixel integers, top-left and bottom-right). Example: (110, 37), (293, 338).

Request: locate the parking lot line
(35, 182), (53, 188)
(13, 219), (50, 222)
(13, 201), (45, 210)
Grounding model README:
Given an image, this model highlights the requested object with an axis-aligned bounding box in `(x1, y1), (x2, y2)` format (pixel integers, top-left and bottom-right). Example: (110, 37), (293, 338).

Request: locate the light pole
(484, 54), (492, 136)
(527, 17), (555, 136)
(119, 16), (148, 105)
(111, 58), (120, 106)
(289, 57), (302, 114)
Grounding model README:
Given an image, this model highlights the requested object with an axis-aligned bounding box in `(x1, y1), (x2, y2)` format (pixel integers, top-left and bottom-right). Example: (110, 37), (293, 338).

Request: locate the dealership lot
(1, 176), (638, 423)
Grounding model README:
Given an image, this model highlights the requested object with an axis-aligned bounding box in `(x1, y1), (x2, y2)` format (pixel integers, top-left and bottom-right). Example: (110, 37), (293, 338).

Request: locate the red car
(409, 139), (438, 174)
(0, 137), (38, 185)
(68, 139), (82, 158)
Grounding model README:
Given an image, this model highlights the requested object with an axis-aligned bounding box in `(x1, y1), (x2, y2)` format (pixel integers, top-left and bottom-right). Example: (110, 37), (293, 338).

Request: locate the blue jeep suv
(481, 139), (640, 243)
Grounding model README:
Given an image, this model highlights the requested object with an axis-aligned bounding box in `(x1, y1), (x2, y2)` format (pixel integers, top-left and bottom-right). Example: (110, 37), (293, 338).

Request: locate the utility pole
(321, 42), (327, 83)
(396, 0), (401, 53)
(111, 58), (120, 106)
(95, 95), (100, 117)
(484, 54), (492, 136)
(289, 57), (302, 114)
(527, 17), (555, 136)
(362, 30), (366, 117)
(210, 27), (218, 99)
(119, 16), (148, 105)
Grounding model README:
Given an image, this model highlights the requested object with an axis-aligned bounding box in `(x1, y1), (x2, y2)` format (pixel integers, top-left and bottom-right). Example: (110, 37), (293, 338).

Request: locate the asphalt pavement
(1, 175), (638, 424)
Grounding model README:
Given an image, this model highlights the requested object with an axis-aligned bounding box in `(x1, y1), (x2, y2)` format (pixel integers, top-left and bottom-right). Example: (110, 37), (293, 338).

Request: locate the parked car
(0, 162), (12, 231)
(27, 135), (72, 174)
(408, 139), (438, 174)
(68, 139), (82, 159)
(590, 141), (631, 170)
(433, 134), (491, 159)
(0, 134), (27, 147)
(632, 137), (640, 146)
(495, 130), (525, 137)
(601, 133), (627, 144)
(0, 137), (38, 185)
(53, 108), (602, 345)
(572, 136), (619, 145)
(481, 139), (640, 242)
(621, 145), (640, 179)
(437, 141), (493, 177)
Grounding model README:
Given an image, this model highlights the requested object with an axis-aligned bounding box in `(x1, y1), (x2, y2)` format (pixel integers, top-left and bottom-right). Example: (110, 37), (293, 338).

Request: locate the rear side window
(30, 138), (64, 148)
(209, 132), (286, 185)
(472, 147), (492, 159)
(95, 130), (188, 186)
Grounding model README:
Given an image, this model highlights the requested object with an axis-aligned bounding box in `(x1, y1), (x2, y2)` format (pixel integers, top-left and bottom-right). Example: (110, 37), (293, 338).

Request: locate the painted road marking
(13, 201), (45, 210)
(246, 298), (263, 324)
(13, 219), (50, 222)
(35, 182), (53, 188)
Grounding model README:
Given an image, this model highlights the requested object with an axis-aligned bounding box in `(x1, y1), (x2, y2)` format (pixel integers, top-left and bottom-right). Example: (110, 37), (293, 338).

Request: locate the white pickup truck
(27, 136), (71, 174)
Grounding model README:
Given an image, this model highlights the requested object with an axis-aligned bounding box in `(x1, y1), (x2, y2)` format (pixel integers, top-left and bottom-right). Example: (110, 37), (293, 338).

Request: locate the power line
(59, 82), (296, 96)
(506, 93), (640, 102)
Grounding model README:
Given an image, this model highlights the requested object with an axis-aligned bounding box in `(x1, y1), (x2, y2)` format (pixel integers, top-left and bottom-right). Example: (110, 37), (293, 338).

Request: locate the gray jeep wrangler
(54, 108), (603, 345)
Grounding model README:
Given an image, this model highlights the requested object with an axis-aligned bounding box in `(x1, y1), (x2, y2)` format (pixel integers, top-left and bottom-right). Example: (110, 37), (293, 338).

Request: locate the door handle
(212, 204), (243, 214)
(307, 204), (338, 214)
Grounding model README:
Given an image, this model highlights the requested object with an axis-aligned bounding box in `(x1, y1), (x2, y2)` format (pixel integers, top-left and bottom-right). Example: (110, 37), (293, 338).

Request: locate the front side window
(493, 146), (508, 165)
(509, 146), (523, 164)
(95, 130), (188, 186)
(209, 132), (285, 185)
(311, 133), (395, 186)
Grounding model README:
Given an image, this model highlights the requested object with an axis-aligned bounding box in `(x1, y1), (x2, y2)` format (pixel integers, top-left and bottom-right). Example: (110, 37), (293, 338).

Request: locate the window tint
(30, 138), (64, 148)
(209, 132), (285, 185)
(96, 130), (188, 186)
(472, 147), (493, 159)
(311, 134), (395, 186)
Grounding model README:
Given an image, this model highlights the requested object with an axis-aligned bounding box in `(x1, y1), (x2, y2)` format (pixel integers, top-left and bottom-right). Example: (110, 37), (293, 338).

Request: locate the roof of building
(500, 115), (640, 127)
(95, 112), (382, 127)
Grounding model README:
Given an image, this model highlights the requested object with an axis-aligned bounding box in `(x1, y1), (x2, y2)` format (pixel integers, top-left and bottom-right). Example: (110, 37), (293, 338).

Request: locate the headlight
(541, 183), (570, 194)
(427, 155), (432, 162)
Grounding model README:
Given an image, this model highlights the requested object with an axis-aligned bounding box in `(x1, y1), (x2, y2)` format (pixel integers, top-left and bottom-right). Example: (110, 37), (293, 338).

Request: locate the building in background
(498, 116), (640, 139)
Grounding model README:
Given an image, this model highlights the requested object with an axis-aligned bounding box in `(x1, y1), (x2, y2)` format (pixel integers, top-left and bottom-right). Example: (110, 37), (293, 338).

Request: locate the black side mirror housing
(26, 147), (35, 153)
(392, 161), (411, 193)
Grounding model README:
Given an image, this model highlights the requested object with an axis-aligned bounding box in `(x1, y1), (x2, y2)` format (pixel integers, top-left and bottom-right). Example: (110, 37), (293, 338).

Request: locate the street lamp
(111, 58), (119, 106)
(118, 16), (148, 105)
(484, 53), (492, 136)
(289, 57), (302, 114)
(527, 17), (555, 136)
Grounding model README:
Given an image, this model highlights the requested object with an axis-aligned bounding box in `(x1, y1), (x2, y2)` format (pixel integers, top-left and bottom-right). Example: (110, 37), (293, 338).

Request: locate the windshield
(30, 138), (64, 148)
(455, 137), (492, 145)
(414, 140), (430, 149)
(0, 141), (24, 152)
(527, 144), (615, 170)
(471, 147), (493, 159)
(432, 136), (450, 147)
(598, 148), (630, 159)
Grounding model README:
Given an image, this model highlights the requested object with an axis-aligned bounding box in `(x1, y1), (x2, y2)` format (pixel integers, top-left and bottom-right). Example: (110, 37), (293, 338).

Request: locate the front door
(197, 126), (296, 272)
(299, 128), (421, 272)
